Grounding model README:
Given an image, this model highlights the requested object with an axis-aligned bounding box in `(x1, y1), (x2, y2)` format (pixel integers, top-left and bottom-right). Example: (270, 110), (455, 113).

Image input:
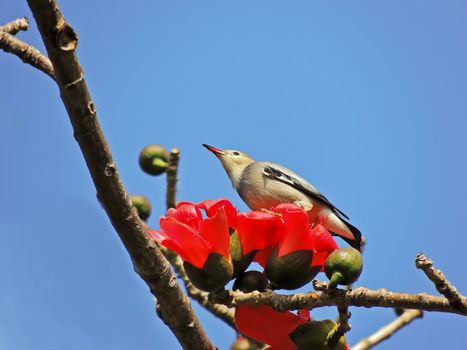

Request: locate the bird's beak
(202, 144), (225, 156)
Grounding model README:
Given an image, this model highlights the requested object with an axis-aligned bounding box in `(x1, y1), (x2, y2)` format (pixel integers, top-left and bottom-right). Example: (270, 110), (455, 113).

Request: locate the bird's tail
(330, 219), (362, 251)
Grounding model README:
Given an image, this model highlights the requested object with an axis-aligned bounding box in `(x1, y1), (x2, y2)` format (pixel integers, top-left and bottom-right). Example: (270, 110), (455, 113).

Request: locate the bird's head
(203, 144), (255, 188)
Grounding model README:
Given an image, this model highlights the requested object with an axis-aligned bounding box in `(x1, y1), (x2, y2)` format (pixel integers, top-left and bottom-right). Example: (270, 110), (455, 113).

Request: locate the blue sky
(1, 1), (466, 349)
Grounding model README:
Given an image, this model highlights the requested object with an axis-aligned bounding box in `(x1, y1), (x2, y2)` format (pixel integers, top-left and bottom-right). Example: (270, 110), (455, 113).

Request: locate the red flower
(235, 305), (310, 350)
(147, 198), (237, 268)
(237, 203), (338, 268)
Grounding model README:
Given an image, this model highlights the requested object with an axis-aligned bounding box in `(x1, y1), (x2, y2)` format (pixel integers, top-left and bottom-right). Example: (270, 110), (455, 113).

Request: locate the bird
(202, 144), (362, 250)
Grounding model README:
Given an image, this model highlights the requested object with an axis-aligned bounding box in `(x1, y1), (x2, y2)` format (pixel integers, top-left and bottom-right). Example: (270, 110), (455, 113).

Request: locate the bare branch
(166, 147), (180, 210)
(0, 30), (55, 80)
(0, 17), (29, 35)
(220, 285), (467, 315)
(416, 253), (464, 308)
(351, 309), (423, 350)
(26, 0), (213, 349)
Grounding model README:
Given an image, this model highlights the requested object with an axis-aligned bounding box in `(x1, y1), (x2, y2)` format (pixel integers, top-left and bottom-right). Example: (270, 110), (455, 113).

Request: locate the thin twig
(416, 253), (464, 308)
(166, 147), (180, 210)
(165, 248), (236, 327)
(327, 305), (351, 346)
(337, 305), (352, 335)
(0, 30), (55, 80)
(0, 17), (29, 35)
(25, 1), (213, 349)
(351, 309), (423, 350)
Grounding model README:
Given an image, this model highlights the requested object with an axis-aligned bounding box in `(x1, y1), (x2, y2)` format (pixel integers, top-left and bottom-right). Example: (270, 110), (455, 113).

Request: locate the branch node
(55, 21), (78, 51)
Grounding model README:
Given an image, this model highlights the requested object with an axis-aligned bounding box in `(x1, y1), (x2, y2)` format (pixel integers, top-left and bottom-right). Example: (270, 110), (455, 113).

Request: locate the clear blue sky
(1, 1), (466, 349)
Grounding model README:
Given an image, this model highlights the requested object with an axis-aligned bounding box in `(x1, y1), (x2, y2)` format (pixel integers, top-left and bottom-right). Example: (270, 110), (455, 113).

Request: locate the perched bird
(203, 144), (362, 250)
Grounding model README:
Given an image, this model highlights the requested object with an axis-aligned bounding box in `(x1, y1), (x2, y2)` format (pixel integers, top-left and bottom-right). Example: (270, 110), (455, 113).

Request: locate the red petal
(253, 246), (274, 268)
(237, 212), (281, 254)
(277, 207), (315, 257)
(297, 309), (311, 321)
(197, 198), (238, 229)
(148, 228), (187, 259)
(310, 225), (338, 267)
(159, 217), (212, 268)
(198, 206), (230, 260)
(235, 305), (307, 350)
(168, 203), (202, 229)
(311, 250), (328, 268)
(312, 225), (338, 254)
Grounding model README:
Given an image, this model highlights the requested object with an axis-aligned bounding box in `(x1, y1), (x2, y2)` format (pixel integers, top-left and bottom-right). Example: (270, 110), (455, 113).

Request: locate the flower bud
(233, 271), (269, 293)
(139, 144), (169, 176)
(265, 247), (321, 290)
(130, 194), (152, 221)
(230, 337), (255, 350)
(324, 248), (363, 289)
(230, 231), (256, 278)
(183, 252), (233, 292)
(289, 320), (346, 350)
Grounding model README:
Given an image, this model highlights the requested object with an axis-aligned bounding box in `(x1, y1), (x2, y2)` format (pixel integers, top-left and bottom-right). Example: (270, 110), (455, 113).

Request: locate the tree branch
(220, 285), (467, 315)
(0, 24), (56, 80)
(217, 253), (467, 316)
(416, 253), (464, 308)
(25, 1), (213, 349)
(351, 309), (423, 350)
(0, 17), (29, 34)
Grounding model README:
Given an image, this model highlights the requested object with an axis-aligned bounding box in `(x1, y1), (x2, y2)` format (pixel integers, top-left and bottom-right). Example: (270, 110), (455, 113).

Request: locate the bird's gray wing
(263, 164), (350, 220)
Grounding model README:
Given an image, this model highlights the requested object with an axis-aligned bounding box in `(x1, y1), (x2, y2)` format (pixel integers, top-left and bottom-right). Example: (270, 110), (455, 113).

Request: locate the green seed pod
(230, 231), (256, 278)
(233, 270), (269, 293)
(290, 320), (346, 350)
(130, 194), (152, 221)
(265, 247), (321, 290)
(324, 248), (363, 289)
(183, 253), (233, 292)
(230, 337), (254, 350)
(139, 144), (169, 176)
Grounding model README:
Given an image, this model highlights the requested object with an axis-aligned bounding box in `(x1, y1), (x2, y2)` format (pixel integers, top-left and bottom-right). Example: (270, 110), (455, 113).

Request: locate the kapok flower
(237, 203), (338, 289)
(235, 305), (311, 350)
(147, 198), (237, 291)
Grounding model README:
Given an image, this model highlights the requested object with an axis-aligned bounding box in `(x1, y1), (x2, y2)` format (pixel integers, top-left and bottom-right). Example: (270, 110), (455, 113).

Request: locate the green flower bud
(139, 145), (169, 176)
(230, 337), (255, 350)
(324, 248), (363, 289)
(183, 253), (233, 292)
(290, 320), (346, 350)
(233, 270), (269, 293)
(265, 247), (321, 290)
(230, 231), (256, 278)
(130, 194), (152, 221)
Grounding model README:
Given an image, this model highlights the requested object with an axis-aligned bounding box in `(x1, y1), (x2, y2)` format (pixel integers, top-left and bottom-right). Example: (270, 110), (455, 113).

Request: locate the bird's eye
(233, 151), (240, 156)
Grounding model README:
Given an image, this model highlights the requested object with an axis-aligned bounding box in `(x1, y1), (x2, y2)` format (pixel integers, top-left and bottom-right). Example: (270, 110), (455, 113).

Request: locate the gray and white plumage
(203, 144), (362, 250)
